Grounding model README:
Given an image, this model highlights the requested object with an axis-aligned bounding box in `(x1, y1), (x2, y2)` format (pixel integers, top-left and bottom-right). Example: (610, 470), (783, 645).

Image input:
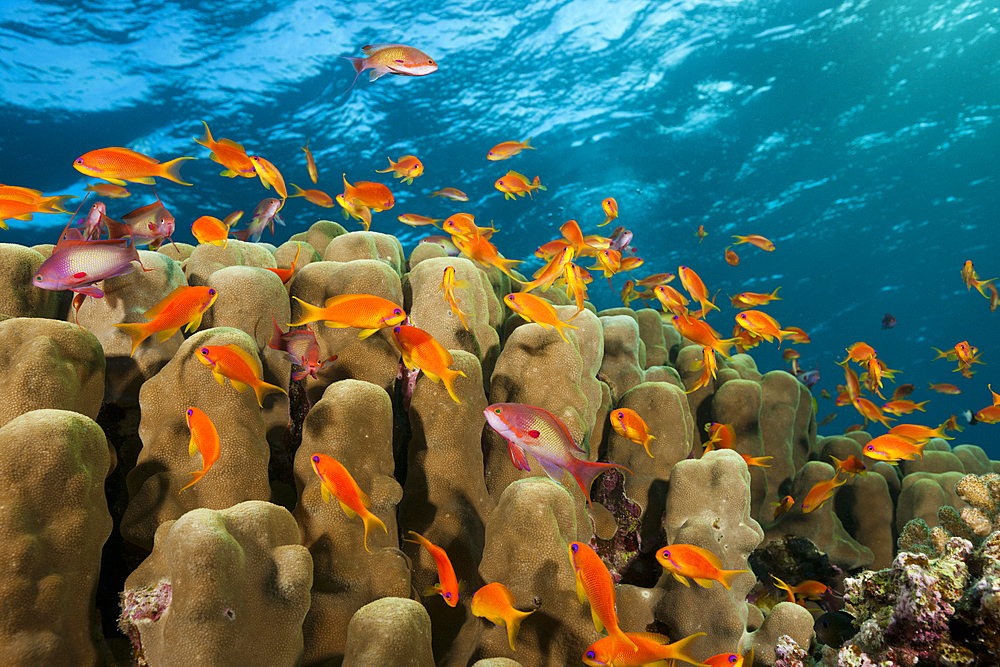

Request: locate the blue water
(2, 0), (998, 455)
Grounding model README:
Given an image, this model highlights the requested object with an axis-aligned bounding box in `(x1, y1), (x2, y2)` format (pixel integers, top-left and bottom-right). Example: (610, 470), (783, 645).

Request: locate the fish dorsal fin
(687, 544), (723, 570)
(362, 43), (407, 54)
(223, 343), (262, 377)
(322, 293), (366, 309)
(143, 286), (188, 320)
(217, 137), (247, 151)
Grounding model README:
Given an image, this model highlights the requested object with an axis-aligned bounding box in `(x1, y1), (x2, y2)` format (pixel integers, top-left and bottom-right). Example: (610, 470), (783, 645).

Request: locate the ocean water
(1, 0), (998, 455)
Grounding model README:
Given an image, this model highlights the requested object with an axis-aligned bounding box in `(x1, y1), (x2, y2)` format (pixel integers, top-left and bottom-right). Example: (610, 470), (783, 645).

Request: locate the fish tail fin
(159, 157), (196, 186)
(554, 319), (579, 343)
(341, 56), (366, 91)
(267, 315), (286, 351)
(196, 121), (213, 147)
(504, 608), (534, 651)
(112, 321), (152, 357)
(532, 176), (547, 191)
(179, 469), (206, 493)
(441, 367), (467, 404)
(522, 136), (535, 150)
(360, 510), (388, 553)
(252, 379), (287, 407)
(719, 568), (751, 591)
(288, 296), (325, 326)
(609, 625), (639, 652)
(657, 632), (709, 666)
(289, 183), (307, 197)
(569, 460), (632, 508)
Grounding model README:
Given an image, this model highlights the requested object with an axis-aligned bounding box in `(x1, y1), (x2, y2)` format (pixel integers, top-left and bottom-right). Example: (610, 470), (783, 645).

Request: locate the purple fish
(796, 365), (820, 388)
(33, 233), (152, 298)
(79, 201), (121, 240)
(609, 226), (634, 255)
(484, 402), (630, 508)
(418, 235), (460, 256)
(233, 198), (284, 243)
(107, 196), (176, 249)
(267, 316), (336, 381)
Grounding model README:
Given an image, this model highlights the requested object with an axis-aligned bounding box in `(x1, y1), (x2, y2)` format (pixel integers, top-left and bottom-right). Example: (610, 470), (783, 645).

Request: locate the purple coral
(119, 582), (172, 665)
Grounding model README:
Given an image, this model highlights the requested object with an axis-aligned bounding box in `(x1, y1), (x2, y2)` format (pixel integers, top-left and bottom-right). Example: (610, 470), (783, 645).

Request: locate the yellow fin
(694, 578), (716, 589)
(156, 327), (182, 343)
(338, 499), (358, 518)
(221, 343), (262, 378)
(320, 482), (331, 503)
(590, 607), (604, 633)
(356, 327), (380, 339)
(229, 379), (249, 393)
(672, 572), (691, 587)
(188, 435), (198, 457)
(575, 572), (587, 605)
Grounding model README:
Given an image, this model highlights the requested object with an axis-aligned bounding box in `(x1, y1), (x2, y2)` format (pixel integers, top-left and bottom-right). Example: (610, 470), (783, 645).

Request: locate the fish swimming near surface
(195, 122), (256, 179)
(484, 402), (630, 508)
(600, 197), (618, 227)
(341, 43), (438, 91)
(289, 184), (336, 207)
(470, 582), (535, 651)
(249, 155), (288, 202)
(487, 137), (535, 161)
(179, 407), (221, 493)
(310, 452), (387, 552)
(376, 155), (424, 184)
(881, 312), (897, 329)
(428, 187), (468, 201)
(301, 140), (318, 184)
(113, 286), (218, 357)
(342, 174), (395, 212)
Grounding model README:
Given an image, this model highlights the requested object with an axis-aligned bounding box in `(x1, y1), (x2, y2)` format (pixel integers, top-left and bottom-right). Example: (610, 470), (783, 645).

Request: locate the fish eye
(394, 309), (403, 316)
(311, 455), (320, 463)
(34, 275), (41, 281)
(662, 549), (670, 557)
(729, 657), (738, 664)
(586, 652), (596, 660)
(865, 444), (873, 450)
(75, 158), (83, 164)
(208, 289), (216, 295)
(186, 409), (193, 416)
(444, 592), (451, 599)
(571, 543), (578, 552)
(493, 408), (501, 414)
(200, 348), (209, 355)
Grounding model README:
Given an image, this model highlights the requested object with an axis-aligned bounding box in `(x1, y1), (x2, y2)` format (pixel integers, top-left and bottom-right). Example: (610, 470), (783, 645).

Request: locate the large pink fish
(233, 198), (283, 242)
(106, 193), (177, 249)
(267, 316), (337, 381)
(341, 43), (438, 91)
(33, 229), (152, 297)
(484, 403), (630, 508)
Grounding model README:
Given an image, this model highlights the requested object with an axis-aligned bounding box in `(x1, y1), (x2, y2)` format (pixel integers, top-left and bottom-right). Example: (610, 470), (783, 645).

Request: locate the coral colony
(2, 118), (999, 666)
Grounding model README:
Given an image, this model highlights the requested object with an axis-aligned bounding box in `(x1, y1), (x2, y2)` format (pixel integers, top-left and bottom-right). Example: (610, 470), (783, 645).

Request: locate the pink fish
(78, 201), (120, 240)
(33, 229), (152, 298)
(341, 43), (438, 91)
(484, 403), (631, 508)
(233, 198), (284, 243)
(267, 316), (337, 381)
(106, 193), (177, 250)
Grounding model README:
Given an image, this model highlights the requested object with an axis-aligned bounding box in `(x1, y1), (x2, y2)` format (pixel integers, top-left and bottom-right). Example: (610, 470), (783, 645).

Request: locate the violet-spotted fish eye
(570, 543), (578, 553)
(586, 651), (596, 660)
(729, 656), (739, 664)
(186, 408), (194, 416)
(208, 289), (216, 296)
(311, 455), (320, 463)
(200, 348), (210, 355)
(444, 592), (451, 599)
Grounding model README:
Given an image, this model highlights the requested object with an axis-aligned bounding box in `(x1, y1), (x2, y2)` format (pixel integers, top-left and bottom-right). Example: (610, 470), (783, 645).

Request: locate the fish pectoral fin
(575, 573), (588, 605)
(320, 483), (332, 503)
(507, 443), (531, 472)
(694, 578), (716, 589)
(188, 437), (198, 457)
(338, 499), (358, 518)
(73, 285), (105, 298)
(422, 584), (442, 597)
(356, 328), (380, 340)
(229, 379), (249, 393)
(212, 371), (226, 387)
(672, 572), (691, 587)
(590, 607), (604, 633)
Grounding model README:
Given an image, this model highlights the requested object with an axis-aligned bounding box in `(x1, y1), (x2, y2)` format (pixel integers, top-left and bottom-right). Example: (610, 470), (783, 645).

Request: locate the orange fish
(404, 530), (460, 607)
(801, 475), (847, 513)
(927, 382), (961, 394)
(391, 325), (467, 404)
(772, 495), (795, 518)
(335, 194), (372, 231)
(439, 266), (471, 330)
(195, 122), (256, 179)
(561, 262), (591, 314)
(989, 283), (1000, 312)
(695, 225), (707, 243)
(442, 213), (495, 240)
(735, 310), (789, 345)
(705, 652), (750, 667)
(301, 140), (318, 183)
(342, 43), (438, 91)
(264, 242), (304, 284)
(376, 155), (424, 185)
(82, 183), (131, 198)
(582, 631), (708, 667)
(656, 543), (749, 590)
(600, 197), (618, 227)
(453, 233), (523, 278)
(783, 326), (811, 344)
(961, 259), (995, 297)
(289, 294), (406, 339)
(892, 384), (916, 400)
(609, 408), (656, 457)
(289, 184), (335, 207)
(704, 422), (735, 452)
(178, 407), (221, 493)
(771, 575), (827, 604)
(852, 396), (894, 428)
(882, 399), (929, 416)
(654, 284), (690, 315)
(195, 343), (287, 407)
(191, 215), (231, 248)
(73, 147), (195, 186)
(250, 155), (288, 201)
(0, 195), (73, 227)
(732, 234), (775, 251)
(973, 385), (1000, 424)
(342, 174), (394, 212)
(504, 292), (578, 343)
(310, 452), (388, 552)
(830, 454), (867, 476)
(740, 453), (774, 468)
(888, 421), (952, 442)
(678, 266), (719, 314)
(569, 541), (638, 652)
(671, 313), (737, 359)
(521, 247), (575, 293)
(397, 213), (443, 227)
(113, 286), (218, 357)
(428, 187), (468, 201)
(729, 288), (783, 309)
(470, 582), (535, 651)
(495, 170), (546, 200)
(724, 247), (740, 266)
(487, 137), (535, 161)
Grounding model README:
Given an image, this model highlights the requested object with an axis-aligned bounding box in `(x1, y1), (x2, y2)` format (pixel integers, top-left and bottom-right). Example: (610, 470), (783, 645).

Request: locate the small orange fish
(582, 631), (708, 667)
(961, 259), (995, 298)
(250, 155), (288, 201)
(862, 434), (926, 464)
(264, 242), (304, 284)
(453, 234), (523, 278)
(724, 246), (740, 266)
(82, 183), (131, 198)
(771, 575), (827, 604)
(439, 266), (471, 330)
(428, 187), (468, 201)
(892, 384), (916, 400)
(609, 408), (656, 457)
(653, 284), (690, 315)
(671, 313), (737, 360)
(442, 212), (495, 240)
(783, 326), (811, 344)
(927, 382), (961, 394)
(772, 495), (795, 518)
(179, 407), (221, 492)
(289, 184), (335, 207)
(404, 530), (460, 607)
(195, 343), (287, 407)
(703, 422), (735, 452)
(376, 155), (424, 185)
(695, 225), (707, 243)
(470, 582), (535, 651)
(829, 454), (866, 476)
(310, 452), (388, 552)
(974, 385), (1000, 424)
(678, 266), (719, 314)
(882, 399), (929, 416)
(504, 292), (578, 343)
(113, 286), (218, 357)
(735, 310), (790, 345)
(569, 541), (638, 652)
(852, 396), (894, 428)
(392, 325), (467, 404)
(562, 262), (591, 314)
(729, 287), (783, 309)
(289, 294), (406, 339)
(335, 194), (372, 231)
(705, 652), (750, 667)
(732, 234), (775, 251)
(74, 147), (195, 186)
(342, 43), (438, 91)
(656, 543), (749, 590)
(487, 137), (535, 161)
(495, 170), (546, 200)
(342, 174), (394, 212)
(398, 213), (442, 227)
(521, 246), (575, 293)
(302, 140), (318, 184)
(889, 422), (952, 441)
(600, 197), (618, 227)
(191, 215), (231, 248)
(195, 122), (256, 179)
(801, 475), (847, 512)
